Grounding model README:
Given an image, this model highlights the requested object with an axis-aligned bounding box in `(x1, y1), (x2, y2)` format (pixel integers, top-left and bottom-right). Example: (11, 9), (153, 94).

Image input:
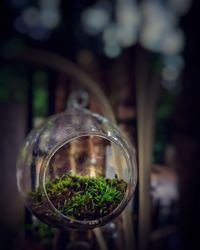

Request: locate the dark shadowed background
(0, 0), (200, 250)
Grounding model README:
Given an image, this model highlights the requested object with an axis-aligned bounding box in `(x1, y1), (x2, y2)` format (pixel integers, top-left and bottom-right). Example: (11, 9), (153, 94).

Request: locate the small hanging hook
(67, 89), (89, 110)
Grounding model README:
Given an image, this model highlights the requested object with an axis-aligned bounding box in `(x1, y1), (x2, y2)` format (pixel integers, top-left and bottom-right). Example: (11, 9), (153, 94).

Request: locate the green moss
(30, 173), (127, 221)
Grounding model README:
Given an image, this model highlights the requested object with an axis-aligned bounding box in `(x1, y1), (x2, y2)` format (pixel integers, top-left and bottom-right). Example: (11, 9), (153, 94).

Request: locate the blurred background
(0, 0), (200, 249)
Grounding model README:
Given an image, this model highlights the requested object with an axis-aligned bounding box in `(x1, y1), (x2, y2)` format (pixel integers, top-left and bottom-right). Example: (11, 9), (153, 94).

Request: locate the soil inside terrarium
(29, 173), (127, 222)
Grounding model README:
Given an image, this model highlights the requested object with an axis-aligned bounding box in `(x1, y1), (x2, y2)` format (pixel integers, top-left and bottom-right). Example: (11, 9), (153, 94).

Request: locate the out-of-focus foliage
(0, 66), (27, 103)
(32, 71), (48, 117)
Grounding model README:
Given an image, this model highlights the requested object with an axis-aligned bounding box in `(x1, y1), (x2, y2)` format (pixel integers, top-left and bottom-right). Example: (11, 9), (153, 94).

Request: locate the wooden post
(135, 47), (160, 250)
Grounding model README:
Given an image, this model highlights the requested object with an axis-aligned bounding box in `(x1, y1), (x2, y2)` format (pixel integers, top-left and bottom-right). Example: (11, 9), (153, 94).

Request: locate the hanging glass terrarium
(17, 107), (137, 229)
(16, 49), (137, 230)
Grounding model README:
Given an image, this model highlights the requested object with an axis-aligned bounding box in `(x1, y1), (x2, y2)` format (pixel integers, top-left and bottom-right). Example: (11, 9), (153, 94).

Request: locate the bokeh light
(168, 0), (192, 15)
(14, 17), (28, 34)
(116, 2), (141, 47)
(163, 54), (185, 69)
(21, 6), (40, 28)
(79, 0), (192, 57)
(81, 7), (111, 35)
(40, 9), (61, 29)
(102, 23), (118, 44)
(162, 65), (180, 82)
(140, 1), (179, 54)
(104, 42), (122, 58)
(29, 25), (50, 40)
(160, 28), (185, 54)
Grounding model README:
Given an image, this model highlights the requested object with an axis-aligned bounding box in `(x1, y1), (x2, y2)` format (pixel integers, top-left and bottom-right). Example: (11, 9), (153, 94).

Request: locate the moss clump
(30, 173), (127, 221)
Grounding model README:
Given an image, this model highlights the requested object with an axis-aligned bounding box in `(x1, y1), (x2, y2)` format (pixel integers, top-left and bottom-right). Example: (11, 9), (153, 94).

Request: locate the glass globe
(17, 108), (137, 229)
